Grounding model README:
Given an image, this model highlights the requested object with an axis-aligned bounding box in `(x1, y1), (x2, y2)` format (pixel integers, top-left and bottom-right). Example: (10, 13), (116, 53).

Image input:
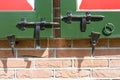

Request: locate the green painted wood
(0, 0), (53, 38)
(61, 0), (120, 38)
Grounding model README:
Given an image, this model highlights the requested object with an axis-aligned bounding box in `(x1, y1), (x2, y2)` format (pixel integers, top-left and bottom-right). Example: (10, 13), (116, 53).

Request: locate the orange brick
(16, 70), (53, 78)
(56, 69), (90, 78)
(0, 60), (33, 68)
(54, 29), (60, 38)
(56, 49), (90, 58)
(73, 39), (91, 48)
(94, 49), (120, 58)
(15, 39), (49, 48)
(0, 40), (10, 48)
(40, 39), (48, 48)
(53, 0), (60, 7)
(96, 38), (108, 47)
(93, 69), (120, 78)
(110, 59), (120, 67)
(53, 0), (60, 29)
(109, 38), (120, 47)
(35, 60), (71, 68)
(53, 9), (60, 17)
(0, 70), (14, 79)
(49, 39), (71, 48)
(74, 59), (108, 68)
(73, 38), (108, 48)
(18, 49), (54, 58)
(0, 50), (14, 58)
(15, 39), (34, 48)
(53, 18), (60, 23)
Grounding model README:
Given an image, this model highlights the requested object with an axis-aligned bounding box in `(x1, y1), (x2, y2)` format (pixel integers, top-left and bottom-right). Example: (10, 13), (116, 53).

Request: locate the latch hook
(90, 32), (100, 57)
(7, 35), (16, 56)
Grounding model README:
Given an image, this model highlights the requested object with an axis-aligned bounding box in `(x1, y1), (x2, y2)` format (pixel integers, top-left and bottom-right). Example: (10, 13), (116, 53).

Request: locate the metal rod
(80, 18), (87, 32)
(34, 24), (40, 49)
(11, 47), (15, 56)
(90, 32), (100, 57)
(91, 45), (95, 57)
(7, 35), (16, 56)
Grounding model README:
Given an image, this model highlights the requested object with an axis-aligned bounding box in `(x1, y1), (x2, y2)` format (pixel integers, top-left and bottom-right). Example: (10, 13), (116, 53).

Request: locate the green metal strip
(0, 0), (53, 38)
(61, 0), (120, 38)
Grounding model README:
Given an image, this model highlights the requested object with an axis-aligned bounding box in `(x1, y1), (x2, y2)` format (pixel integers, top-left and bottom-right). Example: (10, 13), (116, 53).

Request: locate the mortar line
(71, 58), (74, 68)
(53, 69), (56, 78)
(108, 38), (110, 48)
(53, 7), (60, 9)
(0, 57), (120, 60)
(14, 69), (17, 79)
(53, 48), (57, 58)
(108, 58), (111, 68)
(90, 69), (93, 79)
(0, 67), (120, 71)
(71, 39), (73, 48)
(15, 49), (18, 58)
(1, 47), (120, 50)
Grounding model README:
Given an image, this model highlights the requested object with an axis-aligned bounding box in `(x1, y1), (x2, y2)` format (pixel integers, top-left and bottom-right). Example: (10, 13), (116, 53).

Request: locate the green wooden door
(61, 0), (120, 38)
(0, 0), (53, 38)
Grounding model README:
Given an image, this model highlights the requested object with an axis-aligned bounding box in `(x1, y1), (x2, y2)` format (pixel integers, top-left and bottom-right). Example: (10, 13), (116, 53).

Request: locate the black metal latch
(7, 35), (16, 56)
(62, 12), (104, 32)
(16, 18), (59, 49)
(90, 32), (100, 57)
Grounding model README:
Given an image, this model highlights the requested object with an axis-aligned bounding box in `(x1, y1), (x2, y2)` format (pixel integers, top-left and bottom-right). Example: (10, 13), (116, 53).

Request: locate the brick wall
(0, 0), (120, 79)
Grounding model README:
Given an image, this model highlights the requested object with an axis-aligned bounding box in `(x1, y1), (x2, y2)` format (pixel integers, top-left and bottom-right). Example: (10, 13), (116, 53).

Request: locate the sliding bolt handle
(62, 12), (104, 32)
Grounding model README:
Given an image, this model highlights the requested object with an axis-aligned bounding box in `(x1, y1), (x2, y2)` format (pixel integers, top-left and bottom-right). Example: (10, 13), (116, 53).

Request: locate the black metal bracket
(16, 18), (59, 48)
(62, 12), (104, 32)
(7, 35), (16, 56)
(90, 32), (100, 57)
